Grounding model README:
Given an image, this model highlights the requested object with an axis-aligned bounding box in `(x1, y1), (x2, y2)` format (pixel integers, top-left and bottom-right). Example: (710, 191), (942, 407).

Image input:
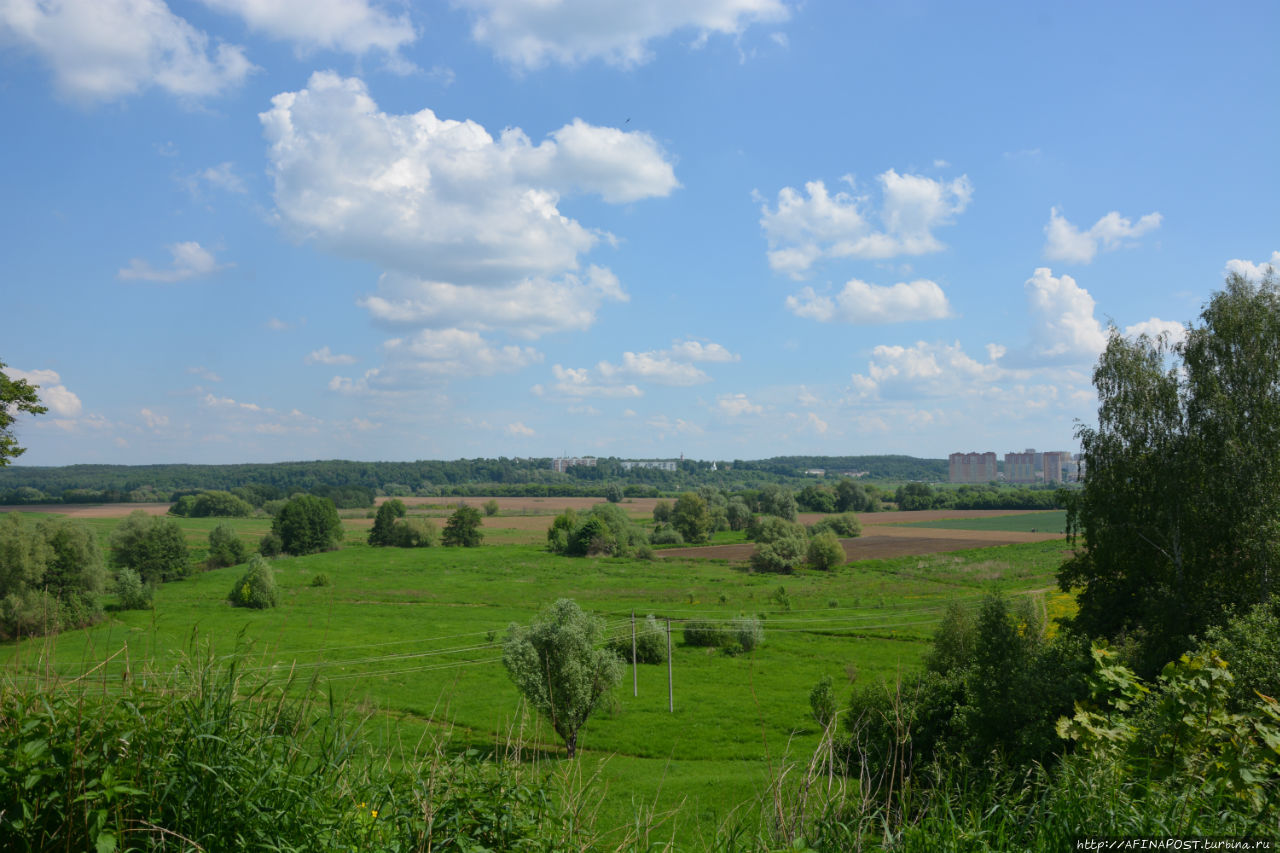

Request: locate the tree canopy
(0, 360), (46, 465)
(502, 599), (622, 758)
(1062, 271), (1280, 673)
(272, 495), (343, 556)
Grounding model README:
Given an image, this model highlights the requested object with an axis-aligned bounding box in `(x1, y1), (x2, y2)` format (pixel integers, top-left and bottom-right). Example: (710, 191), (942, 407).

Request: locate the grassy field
(898, 509), (1068, 533)
(0, 507), (1071, 845)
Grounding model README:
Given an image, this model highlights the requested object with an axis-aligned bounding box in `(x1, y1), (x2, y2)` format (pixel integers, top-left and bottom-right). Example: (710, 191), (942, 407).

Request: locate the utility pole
(631, 611), (637, 697)
(666, 617), (674, 713)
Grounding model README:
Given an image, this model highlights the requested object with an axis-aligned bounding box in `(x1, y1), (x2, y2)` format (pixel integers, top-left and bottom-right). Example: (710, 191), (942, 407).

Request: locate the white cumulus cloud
(717, 393), (762, 417)
(118, 241), (226, 282)
(0, 0), (253, 101)
(379, 329), (542, 380)
(505, 421), (534, 436)
(1043, 207), (1162, 264)
(198, 0), (415, 57)
(1224, 250), (1280, 282)
(786, 278), (952, 324)
(305, 346), (357, 366)
(1124, 317), (1186, 345)
(455, 0), (789, 69)
(1024, 267), (1108, 361)
(4, 367), (82, 416)
(760, 170), (972, 277)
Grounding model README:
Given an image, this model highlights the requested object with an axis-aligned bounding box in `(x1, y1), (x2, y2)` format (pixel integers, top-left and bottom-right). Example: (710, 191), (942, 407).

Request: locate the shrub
(735, 616), (764, 652)
(206, 523), (248, 569)
(258, 532), (283, 557)
(604, 483), (623, 503)
(807, 530), (845, 571)
(114, 567), (153, 610)
(810, 513), (861, 538)
(547, 504), (646, 556)
(607, 614), (668, 663)
(482, 499), (500, 516)
(309, 573), (331, 588)
(227, 556), (279, 609)
(392, 517), (438, 548)
(649, 524), (684, 545)
(109, 511), (190, 584)
(683, 617), (763, 653)
(751, 532), (808, 573)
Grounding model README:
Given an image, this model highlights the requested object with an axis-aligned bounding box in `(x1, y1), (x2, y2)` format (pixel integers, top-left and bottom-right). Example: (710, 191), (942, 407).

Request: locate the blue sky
(2, 0), (1277, 466)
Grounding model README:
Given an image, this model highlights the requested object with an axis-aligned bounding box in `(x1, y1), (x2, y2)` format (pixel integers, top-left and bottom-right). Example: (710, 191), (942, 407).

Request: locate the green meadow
(0, 510), (1070, 844)
(898, 509), (1068, 534)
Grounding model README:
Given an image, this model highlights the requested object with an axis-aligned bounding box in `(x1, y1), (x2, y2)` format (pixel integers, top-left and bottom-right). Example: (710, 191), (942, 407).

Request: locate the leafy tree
(0, 514), (106, 637)
(604, 483), (623, 503)
(206, 523), (248, 569)
(113, 567), (153, 610)
(272, 495), (343, 556)
(810, 675), (836, 729)
(391, 517), (437, 547)
(671, 492), (711, 543)
(809, 513), (861, 538)
(1062, 272), (1280, 674)
(228, 555), (279, 609)
(369, 499), (407, 546)
(482, 498), (500, 516)
(502, 599), (623, 757)
(0, 360), (47, 465)
(807, 530), (845, 571)
(110, 511), (190, 584)
(726, 497), (752, 531)
(651, 500), (672, 525)
(796, 483), (836, 513)
(756, 484), (798, 520)
(258, 532), (283, 558)
(170, 490), (254, 518)
(834, 478), (868, 512)
(442, 505), (484, 547)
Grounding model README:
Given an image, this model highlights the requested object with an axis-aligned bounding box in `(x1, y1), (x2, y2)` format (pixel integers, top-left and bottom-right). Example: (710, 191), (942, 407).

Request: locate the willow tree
(1062, 271), (1280, 674)
(502, 599), (622, 758)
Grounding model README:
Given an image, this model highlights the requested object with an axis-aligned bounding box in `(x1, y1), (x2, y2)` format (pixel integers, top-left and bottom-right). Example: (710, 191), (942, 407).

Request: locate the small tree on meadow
(206, 523), (248, 569)
(502, 599), (622, 758)
(368, 499), (407, 546)
(807, 530), (845, 571)
(272, 495), (343, 556)
(442, 505), (484, 547)
(604, 483), (623, 503)
(110, 511), (190, 584)
(482, 499), (500, 516)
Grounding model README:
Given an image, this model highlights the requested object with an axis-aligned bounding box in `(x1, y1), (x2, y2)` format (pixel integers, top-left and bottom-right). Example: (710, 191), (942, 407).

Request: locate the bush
(734, 616), (764, 652)
(482, 499), (500, 516)
(607, 614), (668, 663)
(391, 517), (438, 548)
(807, 530), (845, 571)
(114, 567), (153, 610)
(751, 532), (808, 573)
(227, 556), (279, 609)
(309, 573), (331, 588)
(810, 513), (861, 538)
(206, 523), (248, 569)
(368, 499), (407, 546)
(546, 504), (646, 556)
(109, 511), (190, 584)
(683, 620), (728, 647)
(604, 483), (623, 503)
(272, 495), (343, 556)
(683, 617), (763, 653)
(649, 524), (684, 545)
(1192, 597), (1280, 710)
(258, 532), (283, 557)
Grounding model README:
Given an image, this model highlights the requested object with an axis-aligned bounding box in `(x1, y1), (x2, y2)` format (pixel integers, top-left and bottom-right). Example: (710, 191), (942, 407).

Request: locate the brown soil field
(0, 502), (173, 518)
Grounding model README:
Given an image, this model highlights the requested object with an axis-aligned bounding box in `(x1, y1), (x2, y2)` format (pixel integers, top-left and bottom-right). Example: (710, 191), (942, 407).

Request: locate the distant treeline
(896, 482), (1064, 511)
(0, 456), (950, 505)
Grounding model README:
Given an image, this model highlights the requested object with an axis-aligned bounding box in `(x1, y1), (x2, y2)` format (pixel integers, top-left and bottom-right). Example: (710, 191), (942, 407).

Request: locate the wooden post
(666, 617), (674, 713)
(631, 611), (637, 697)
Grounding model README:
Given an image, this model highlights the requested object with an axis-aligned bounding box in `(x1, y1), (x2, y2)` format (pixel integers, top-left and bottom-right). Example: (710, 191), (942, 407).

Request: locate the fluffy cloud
(305, 346), (357, 365)
(1225, 250), (1280, 282)
(118, 242), (225, 283)
(1124, 317), (1186, 345)
(455, 0), (789, 69)
(1043, 207), (1162, 264)
(262, 72), (676, 368)
(261, 72), (676, 287)
(140, 408), (169, 429)
(4, 367), (81, 416)
(717, 393), (762, 417)
(381, 329), (542, 379)
(1024, 267), (1108, 361)
(760, 170), (972, 277)
(505, 421), (534, 436)
(850, 340), (1011, 401)
(360, 266), (625, 340)
(186, 366), (222, 382)
(786, 278), (952, 324)
(0, 0), (253, 101)
(544, 338), (739, 398)
(198, 0), (414, 56)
